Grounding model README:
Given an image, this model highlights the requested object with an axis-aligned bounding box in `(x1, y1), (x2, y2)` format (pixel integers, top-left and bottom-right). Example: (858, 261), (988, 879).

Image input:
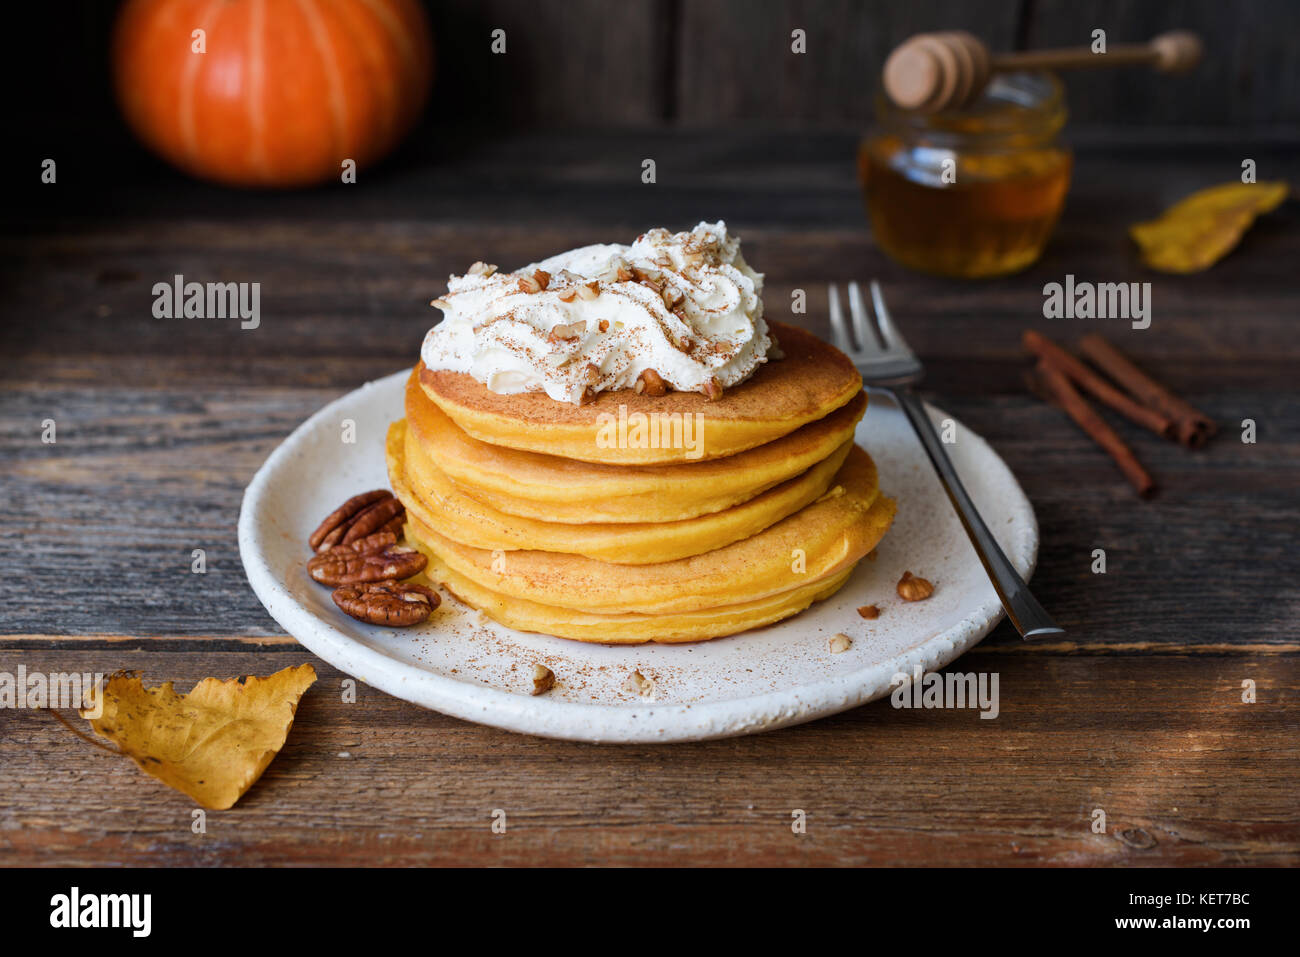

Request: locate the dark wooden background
(17, 0), (1300, 149)
(1, 1), (1298, 867)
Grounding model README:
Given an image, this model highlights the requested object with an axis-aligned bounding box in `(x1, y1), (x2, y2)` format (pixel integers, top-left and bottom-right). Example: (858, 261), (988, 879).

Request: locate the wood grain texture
(0, 650), (1294, 866)
(1024, 0), (1300, 130)
(1, 131), (1297, 865)
(3, 136), (1297, 645)
(423, 0), (669, 126)
(9, 0), (1300, 141)
(674, 0), (1022, 127)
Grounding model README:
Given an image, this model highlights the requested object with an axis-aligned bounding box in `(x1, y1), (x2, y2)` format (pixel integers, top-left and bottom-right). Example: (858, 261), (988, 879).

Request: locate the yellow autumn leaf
(80, 663), (317, 810)
(1130, 181), (1288, 273)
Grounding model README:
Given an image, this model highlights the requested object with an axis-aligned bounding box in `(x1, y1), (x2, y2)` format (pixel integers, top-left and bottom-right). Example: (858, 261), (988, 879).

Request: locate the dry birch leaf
(79, 663), (317, 810)
(1130, 181), (1288, 273)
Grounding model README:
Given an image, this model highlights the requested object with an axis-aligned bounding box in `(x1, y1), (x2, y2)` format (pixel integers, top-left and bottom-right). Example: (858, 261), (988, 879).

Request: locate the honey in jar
(859, 72), (1072, 278)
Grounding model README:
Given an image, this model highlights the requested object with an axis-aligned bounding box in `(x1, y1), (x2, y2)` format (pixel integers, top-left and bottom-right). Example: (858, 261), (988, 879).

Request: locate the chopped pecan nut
(702, 377), (724, 401)
(576, 281), (600, 301)
(633, 266), (663, 293)
(637, 368), (668, 396)
(628, 670), (656, 700)
(828, 633), (853, 653)
(517, 275), (542, 294)
(332, 580), (439, 627)
(557, 289), (577, 303)
(308, 541), (427, 586)
(897, 571), (935, 602)
(661, 286), (684, 310)
(467, 261), (498, 277)
(576, 363), (603, 404)
(547, 320), (587, 343)
(309, 490), (393, 551)
(856, 604), (880, 620)
(531, 664), (555, 696)
(597, 318), (609, 332)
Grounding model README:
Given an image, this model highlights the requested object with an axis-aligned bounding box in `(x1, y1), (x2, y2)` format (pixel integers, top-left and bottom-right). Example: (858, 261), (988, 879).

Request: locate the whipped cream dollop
(420, 221), (770, 404)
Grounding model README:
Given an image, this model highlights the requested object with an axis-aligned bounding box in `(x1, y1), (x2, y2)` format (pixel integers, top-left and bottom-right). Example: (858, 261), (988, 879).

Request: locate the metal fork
(828, 281), (1063, 639)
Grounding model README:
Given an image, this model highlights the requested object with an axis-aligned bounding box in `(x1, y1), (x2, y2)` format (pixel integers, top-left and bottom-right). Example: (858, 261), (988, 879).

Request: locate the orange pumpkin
(113, 0), (434, 188)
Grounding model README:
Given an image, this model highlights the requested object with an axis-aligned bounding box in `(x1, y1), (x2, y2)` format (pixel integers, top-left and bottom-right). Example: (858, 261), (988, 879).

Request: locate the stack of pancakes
(387, 322), (896, 643)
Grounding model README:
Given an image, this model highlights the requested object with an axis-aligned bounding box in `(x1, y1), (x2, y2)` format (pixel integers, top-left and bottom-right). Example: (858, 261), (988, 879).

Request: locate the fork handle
(893, 390), (1064, 639)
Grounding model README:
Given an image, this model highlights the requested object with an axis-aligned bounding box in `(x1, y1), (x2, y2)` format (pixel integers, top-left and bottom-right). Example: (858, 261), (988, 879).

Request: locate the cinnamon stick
(1036, 361), (1156, 497)
(1077, 334), (1216, 448)
(1022, 330), (1174, 439)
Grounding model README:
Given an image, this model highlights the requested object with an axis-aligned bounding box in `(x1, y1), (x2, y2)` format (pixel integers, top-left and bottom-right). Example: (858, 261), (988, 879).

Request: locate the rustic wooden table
(2, 130), (1296, 866)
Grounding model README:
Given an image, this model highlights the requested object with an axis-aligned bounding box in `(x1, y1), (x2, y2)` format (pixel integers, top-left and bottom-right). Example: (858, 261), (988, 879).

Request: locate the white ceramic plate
(239, 370), (1038, 743)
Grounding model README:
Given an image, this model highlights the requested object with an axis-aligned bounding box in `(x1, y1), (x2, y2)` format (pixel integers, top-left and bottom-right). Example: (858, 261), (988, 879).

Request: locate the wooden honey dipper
(884, 30), (1202, 112)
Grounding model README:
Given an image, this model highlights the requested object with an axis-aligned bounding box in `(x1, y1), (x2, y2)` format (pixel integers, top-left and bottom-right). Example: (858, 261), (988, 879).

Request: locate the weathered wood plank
(2, 132), (1297, 644)
(673, 0), (1023, 127)
(0, 650), (1294, 866)
(1024, 0), (1300, 130)
(0, 129), (1297, 867)
(11, 0), (1300, 136)
(424, 0), (669, 126)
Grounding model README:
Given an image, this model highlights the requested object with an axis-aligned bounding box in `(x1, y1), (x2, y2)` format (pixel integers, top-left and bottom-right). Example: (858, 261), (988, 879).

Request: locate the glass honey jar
(859, 72), (1072, 278)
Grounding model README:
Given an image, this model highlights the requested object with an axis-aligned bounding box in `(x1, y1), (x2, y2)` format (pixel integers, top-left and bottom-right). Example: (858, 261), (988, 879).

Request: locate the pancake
(390, 417), (854, 564)
(405, 444), (895, 616)
(403, 368), (868, 524)
(427, 555), (857, 644)
(418, 322), (862, 464)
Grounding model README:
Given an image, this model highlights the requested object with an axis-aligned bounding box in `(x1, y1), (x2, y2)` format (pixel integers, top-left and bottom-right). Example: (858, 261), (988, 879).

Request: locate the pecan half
(342, 530), (397, 555)
(309, 490), (393, 551)
(309, 542), (427, 586)
(333, 580), (440, 627)
(339, 496), (405, 547)
(377, 513), (406, 540)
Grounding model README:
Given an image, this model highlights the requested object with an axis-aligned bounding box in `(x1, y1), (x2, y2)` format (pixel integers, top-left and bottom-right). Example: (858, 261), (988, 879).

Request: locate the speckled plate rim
(239, 369), (1039, 744)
